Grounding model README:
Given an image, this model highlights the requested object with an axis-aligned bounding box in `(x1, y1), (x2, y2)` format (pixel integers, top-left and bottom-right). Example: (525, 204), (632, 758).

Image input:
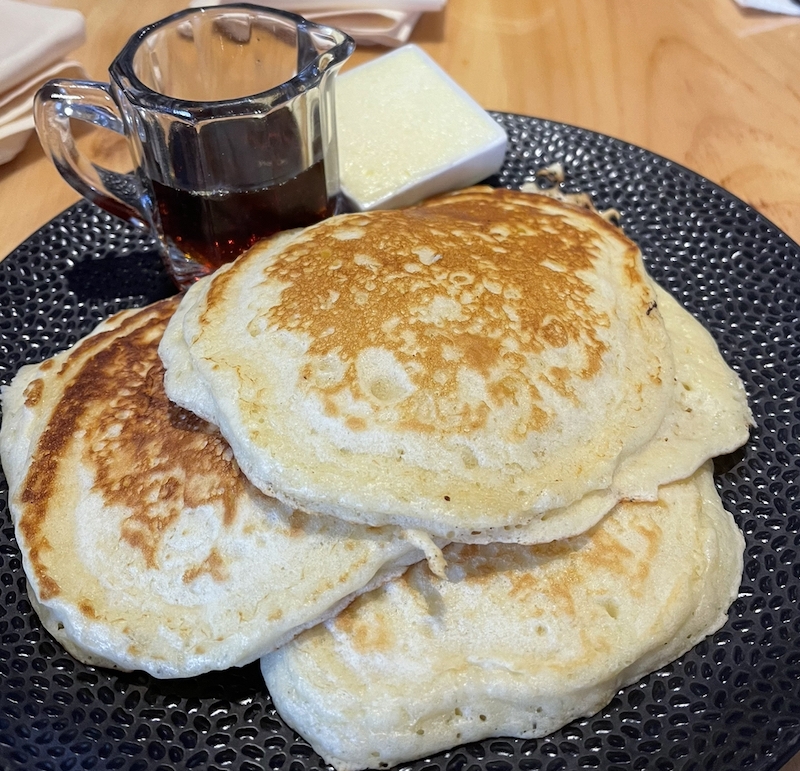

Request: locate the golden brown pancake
(161, 187), (677, 542)
(0, 299), (423, 677)
(261, 464), (745, 771)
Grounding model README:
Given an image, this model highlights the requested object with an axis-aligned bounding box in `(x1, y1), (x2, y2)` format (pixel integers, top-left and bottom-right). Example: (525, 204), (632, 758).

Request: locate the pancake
(260, 463), (745, 771)
(610, 283), (753, 496)
(161, 187), (751, 543)
(0, 299), (424, 678)
(160, 187), (675, 539)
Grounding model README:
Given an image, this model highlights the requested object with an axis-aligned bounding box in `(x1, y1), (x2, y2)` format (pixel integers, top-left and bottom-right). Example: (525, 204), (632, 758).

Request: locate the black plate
(1, 113), (799, 771)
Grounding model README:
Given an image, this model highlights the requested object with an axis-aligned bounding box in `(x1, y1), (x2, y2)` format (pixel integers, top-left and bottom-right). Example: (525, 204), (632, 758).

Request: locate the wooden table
(1, 0), (799, 258)
(1, 2), (798, 769)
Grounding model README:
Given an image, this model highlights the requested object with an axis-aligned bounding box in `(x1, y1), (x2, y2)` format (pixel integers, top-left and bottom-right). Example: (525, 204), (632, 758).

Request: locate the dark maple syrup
(152, 159), (333, 271)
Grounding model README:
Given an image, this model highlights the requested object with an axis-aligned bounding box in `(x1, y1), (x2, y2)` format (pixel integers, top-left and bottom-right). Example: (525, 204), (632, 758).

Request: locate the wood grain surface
(0, 2), (798, 768)
(1, 0), (798, 259)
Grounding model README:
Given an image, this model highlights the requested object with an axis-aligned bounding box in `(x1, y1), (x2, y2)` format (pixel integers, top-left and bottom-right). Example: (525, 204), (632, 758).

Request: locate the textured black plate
(1, 113), (799, 771)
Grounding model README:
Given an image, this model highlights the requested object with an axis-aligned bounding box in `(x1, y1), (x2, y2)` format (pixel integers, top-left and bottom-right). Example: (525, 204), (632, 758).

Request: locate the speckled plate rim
(1, 113), (799, 771)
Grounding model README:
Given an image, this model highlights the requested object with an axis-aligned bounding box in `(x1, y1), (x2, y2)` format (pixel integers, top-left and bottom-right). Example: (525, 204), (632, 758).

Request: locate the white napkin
(188, 0), (446, 46)
(733, 0), (800, 14)
(0, 0), (86, 164)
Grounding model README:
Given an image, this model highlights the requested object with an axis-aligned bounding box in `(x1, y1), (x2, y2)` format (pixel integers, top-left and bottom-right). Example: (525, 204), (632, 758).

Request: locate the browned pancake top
(19, 298), (244, 599)
(203, 188), (644, 438)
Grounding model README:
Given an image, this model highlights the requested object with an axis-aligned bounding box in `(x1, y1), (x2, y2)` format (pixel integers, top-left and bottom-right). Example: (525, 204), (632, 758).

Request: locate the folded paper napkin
(733, 0), (800, 14)
(188, 0), (446, 46)
(0, 0), (86, 164)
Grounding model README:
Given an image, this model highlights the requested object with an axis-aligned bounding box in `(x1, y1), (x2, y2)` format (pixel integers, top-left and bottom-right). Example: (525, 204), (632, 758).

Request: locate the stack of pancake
(0, 187), (753, 769)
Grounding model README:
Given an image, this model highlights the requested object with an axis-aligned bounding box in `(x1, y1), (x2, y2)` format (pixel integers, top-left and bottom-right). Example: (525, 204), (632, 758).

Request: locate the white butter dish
(335, 44), (507, 211)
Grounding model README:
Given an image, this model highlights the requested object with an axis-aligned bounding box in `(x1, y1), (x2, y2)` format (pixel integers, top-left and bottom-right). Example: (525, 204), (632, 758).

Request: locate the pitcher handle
(34, 79), (151, 230)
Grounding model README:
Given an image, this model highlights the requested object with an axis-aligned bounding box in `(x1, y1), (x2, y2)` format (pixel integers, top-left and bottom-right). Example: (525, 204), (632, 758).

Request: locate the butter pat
(335, 45), (507, 211)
